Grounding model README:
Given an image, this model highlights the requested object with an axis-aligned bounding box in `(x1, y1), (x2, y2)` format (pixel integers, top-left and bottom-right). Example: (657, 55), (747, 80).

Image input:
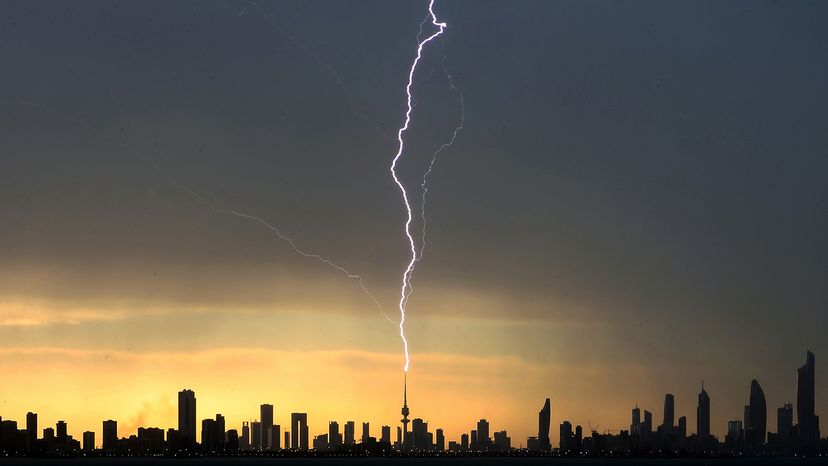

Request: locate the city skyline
(1, 0), (828, 459)
(1, 350), (821, 455)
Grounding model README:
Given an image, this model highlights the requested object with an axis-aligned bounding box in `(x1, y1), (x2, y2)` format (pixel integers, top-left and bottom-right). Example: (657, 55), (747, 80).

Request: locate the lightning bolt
(4, 99), (396, 324)
(390, 0), (447, 373)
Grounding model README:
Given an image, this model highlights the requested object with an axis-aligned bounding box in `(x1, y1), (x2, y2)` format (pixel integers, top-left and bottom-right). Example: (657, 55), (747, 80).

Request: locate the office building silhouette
(82, 431), (94, 451)
(102, 420), (117, 451)
(797, 350), (819, 454)
(747, 379), (767, 449)
(260, 404), (273, 450)
(290, 413), (308, 450)
(538, 398), (551, 451)
(177, 389), (196, 449)
(344, 420), (355, 445)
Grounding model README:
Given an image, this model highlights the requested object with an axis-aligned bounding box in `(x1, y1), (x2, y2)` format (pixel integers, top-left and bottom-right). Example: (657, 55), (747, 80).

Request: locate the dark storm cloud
(1, 0), (826, 347)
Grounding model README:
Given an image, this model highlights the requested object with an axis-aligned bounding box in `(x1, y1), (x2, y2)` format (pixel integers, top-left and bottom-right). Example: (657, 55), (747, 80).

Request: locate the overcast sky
(1, 0), (826, 444)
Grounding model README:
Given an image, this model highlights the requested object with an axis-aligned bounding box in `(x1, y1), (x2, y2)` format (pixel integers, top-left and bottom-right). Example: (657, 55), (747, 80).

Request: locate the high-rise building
(82, 431), (94, 451)
(560, 421), (573, 451)
(643, 410), (653, 434)
(381, 425), (391, 444)
(678, 416), (687, 440)
(748, 379), (767, 446)
(362, 422), (370, 443)
(662, 394), (675, 431)
(477, 419), (490, 450)
(461, 433), (469, 450)
(226, 430), (239, 451)
(260, 404), (273, 450)
(290, 413), (308, 450)
(778, 403), (793, 436)
(435, 428), (445, 451)
(727, 419), (743, 452)
(631, 405), (641, 435)
(284, 431), (290, 450)
(102, 420), (117, 451)
(272, 425), (281, 450)
(574, 425), (583, 451)
(697, 383), (711, 439)
(56, 421), (67, 443)
(493, 431), (510, 451)
(178, 389), (197, 449)
(344, 421), (355, 445)
(25, 412), (37, 452)
(796, 350), (819, 454)
(240, 422), (250, 451)
(776, 402), (794, 454)
(538, 398), (551, 451)
(328, 421), (341, 449)
(412, 418), (428, 450)
(217, 414), (226, 450)
(201, 418), (217, 451)
(312, 433), (329, 451)
(251, 421), (262, 450)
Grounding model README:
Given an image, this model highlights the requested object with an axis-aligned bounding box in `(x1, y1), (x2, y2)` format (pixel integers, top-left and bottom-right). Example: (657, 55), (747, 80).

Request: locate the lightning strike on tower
(390, 0), (447, 374)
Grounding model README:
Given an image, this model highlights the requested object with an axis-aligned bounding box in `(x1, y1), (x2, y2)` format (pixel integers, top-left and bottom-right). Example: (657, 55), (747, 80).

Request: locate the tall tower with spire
(400, 373), (410, 449)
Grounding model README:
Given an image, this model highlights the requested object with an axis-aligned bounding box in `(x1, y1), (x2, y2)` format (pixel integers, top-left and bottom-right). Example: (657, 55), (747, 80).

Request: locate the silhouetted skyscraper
(82, 431), (94, 451)
(412, 418), (428, 450)
(328, 421), (341, 449)
(251, 421), (261, 449)
(260, 404), (273, 450)
(201, 418), (217, 451)
(560, 421), (573, 451)
(643, 410), (653, 434)
(748, 379), (767, 447)
(777, 402), (794, 454)
(178, 389), (196, 449)
(241, 422), (250, 451)
(344, 421), (355, 445)
(362, 422), (370, 443)
(102, 420), (117, 451)
(575, 425), (583, 451)
(290, 413), (308, 450)
(493, 431), (510, 451)
(25, 412), (36, 452)
(727, 419), (744, 452)
(796, 350), (819, 454)
(381, 425), (391, 444)
(631, 405), (641, 434)
(272, 425), (281, 450)
(778, 402), (793, 436)
(538, 398), (551, 451)
(215, 414), (226, 451)
(227, 429), (239, 451)
(436, 428), (445, 451)
(662, 394), (675, 430)
(696, 382), (710, 440)
(56, 421), (67, 443)
(477, 419), (490, 450)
